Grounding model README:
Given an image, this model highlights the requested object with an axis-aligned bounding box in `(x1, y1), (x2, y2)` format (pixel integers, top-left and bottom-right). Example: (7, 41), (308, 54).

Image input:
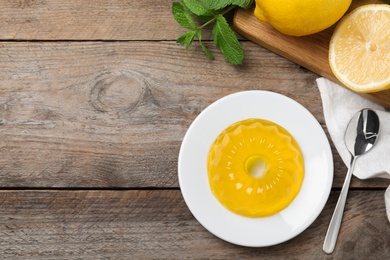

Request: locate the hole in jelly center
(245, 155), (268, 179)
(369, 42), (377, 52)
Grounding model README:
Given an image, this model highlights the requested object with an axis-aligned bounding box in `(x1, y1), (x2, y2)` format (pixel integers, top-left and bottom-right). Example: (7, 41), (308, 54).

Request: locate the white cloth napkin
(316, 77), (390, 222)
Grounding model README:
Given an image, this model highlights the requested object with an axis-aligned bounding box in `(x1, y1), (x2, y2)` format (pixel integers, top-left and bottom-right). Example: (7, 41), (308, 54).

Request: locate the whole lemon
(254, 0), (352, 36)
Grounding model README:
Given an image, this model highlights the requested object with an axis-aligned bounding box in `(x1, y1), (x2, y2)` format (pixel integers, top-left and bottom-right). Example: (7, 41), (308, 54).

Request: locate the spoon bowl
(323, 108), (380, 254)
(345, 109), (380, 157)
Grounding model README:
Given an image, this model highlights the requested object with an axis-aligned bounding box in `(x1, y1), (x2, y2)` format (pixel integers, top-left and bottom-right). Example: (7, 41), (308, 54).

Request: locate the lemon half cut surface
(329, 4), (390, 93)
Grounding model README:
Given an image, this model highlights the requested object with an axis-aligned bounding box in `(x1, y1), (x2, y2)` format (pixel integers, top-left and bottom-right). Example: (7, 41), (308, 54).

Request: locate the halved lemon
(329, 4), (390, 93)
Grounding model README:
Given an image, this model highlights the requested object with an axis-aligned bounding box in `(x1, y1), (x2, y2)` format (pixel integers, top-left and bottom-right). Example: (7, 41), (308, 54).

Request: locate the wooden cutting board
(233, 0), (390, 108)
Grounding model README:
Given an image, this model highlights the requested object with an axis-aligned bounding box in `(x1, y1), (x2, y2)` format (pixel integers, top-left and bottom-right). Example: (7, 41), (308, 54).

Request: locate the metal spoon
(323, 108), (380, 254)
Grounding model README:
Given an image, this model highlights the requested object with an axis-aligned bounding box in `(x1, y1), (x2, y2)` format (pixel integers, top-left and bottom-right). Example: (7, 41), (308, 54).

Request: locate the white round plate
(178, 90), (333, 247)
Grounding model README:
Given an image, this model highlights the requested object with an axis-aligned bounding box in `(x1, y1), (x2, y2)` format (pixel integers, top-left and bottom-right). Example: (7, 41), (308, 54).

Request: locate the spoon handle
(323, 156), (356, 254)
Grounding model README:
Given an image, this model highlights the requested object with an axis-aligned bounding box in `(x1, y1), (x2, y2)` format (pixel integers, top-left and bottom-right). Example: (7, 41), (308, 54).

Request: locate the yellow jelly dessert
(207, 118), (304, 217)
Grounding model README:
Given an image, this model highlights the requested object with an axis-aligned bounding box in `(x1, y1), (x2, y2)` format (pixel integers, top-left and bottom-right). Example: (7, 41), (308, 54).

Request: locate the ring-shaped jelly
(207, 118), (304, 217)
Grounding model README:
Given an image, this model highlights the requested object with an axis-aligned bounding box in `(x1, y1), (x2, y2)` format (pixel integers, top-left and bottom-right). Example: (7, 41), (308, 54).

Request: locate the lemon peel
(254, 0), (352, 36)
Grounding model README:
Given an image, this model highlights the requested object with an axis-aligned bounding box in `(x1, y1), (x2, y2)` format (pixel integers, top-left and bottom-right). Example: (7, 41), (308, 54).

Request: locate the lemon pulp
(207, 118), (304, 217)
(329, 4), (390, 92)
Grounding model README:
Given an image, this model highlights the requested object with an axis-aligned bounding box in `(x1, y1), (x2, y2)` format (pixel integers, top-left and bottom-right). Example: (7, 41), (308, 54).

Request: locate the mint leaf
(201, 0), (231, 11)
(196, 30), (214, 60)
(177, 31), (197, 48)
(201, 0), (253, 10)
(232, 0), (253, 8)
(212, 15), (243, 64)
(183, 0), (214, 16)
(193, 14), (215, 24)
(172, 2), (197, 30)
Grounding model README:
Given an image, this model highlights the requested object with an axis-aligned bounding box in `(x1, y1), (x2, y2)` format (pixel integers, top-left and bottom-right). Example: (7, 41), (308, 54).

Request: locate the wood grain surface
(0, 0), (389, 258)
(0, 0), (178, 40)
(1, 41), (389, 189)
(0, 190), (389, 259)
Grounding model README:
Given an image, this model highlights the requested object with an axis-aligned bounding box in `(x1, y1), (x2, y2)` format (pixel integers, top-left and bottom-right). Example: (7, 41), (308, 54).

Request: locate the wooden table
(1, 1), (389, 258)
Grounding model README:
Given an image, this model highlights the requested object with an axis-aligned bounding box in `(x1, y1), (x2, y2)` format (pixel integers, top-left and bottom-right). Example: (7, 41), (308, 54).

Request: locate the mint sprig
(172, 0), (253, 65)
(213, 15), (243, 65)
